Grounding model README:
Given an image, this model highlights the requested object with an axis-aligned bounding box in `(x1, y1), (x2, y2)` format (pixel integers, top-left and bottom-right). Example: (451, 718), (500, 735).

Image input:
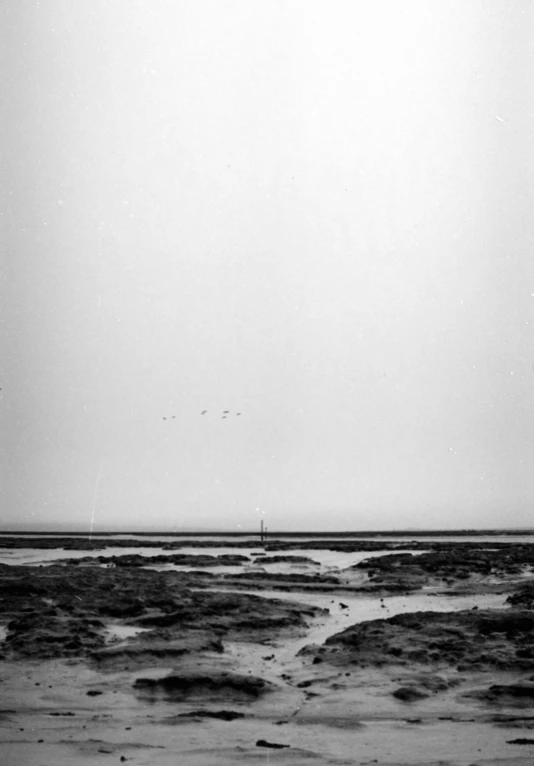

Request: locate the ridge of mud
(355, 546), (534, 590)
(463, 682), (534, 704)
(83, 553), (250, 567)
(168, 709), (247, 721)
(301, 608), (534, 671)
(221, 571), (340, 585)
(253, 555), (318, 564)
(133, 671), (275, 700)
(507, 582), (534, 609)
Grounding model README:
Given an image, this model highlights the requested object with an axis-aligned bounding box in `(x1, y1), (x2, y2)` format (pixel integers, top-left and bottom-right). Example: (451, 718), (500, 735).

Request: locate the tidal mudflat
(1, 533), (534, 765)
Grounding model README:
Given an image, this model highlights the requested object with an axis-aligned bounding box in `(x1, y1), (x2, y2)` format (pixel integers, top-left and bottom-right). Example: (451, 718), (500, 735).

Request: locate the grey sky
(2, 1), (533, 531)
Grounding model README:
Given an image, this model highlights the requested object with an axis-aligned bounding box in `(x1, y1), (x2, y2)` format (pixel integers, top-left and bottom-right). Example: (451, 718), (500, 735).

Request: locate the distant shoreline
(1, 528), (533, 537)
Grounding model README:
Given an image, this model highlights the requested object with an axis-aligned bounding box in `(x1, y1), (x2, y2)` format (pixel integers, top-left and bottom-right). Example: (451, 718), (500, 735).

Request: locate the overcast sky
(1, 1), (533, 532)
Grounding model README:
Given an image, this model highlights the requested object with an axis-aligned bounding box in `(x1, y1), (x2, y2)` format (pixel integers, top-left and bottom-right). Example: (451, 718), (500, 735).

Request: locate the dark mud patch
(131, 589), (325, 638)
(2, 612), (107, 659)
(507, 582), (534, 609)
(301, 609), (534, 671)
(0, 564), (324, 661)
(91, 553), (250, 568)
(169, 709), (247, 721)
(392, 686), (431, 701)
(389, 672), (457, 702)
(133, 671), (275, 701)
(222, 571), (340, 586)
(506, 737), (534, 745)
(464, 683), (534, 705)
(355, 546), (534, 592)
(256, 555), (318, 565)
(256, 739), (290, 748)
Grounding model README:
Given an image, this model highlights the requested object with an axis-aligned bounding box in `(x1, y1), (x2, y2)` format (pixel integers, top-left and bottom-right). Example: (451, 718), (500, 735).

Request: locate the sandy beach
(1, 533), (534, 765)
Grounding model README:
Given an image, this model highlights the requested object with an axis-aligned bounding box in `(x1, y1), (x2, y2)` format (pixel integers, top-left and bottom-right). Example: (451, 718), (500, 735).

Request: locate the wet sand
(1, 535), (534, 765)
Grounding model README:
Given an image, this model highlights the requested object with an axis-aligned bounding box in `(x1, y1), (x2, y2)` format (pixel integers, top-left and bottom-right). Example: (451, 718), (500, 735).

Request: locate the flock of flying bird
(162, 410), (242, 421)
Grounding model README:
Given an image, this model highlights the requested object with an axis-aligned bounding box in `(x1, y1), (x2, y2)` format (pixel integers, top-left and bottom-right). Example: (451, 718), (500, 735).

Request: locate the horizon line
(1, 527), (533, 537)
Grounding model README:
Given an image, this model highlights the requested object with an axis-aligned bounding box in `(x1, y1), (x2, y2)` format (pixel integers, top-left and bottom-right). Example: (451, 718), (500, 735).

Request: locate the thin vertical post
(260, 519), (264, 542)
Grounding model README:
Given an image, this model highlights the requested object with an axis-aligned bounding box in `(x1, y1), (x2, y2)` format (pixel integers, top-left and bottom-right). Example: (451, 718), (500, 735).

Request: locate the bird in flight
(223, 410), (229, 414)
(201, 410), (207, 415)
